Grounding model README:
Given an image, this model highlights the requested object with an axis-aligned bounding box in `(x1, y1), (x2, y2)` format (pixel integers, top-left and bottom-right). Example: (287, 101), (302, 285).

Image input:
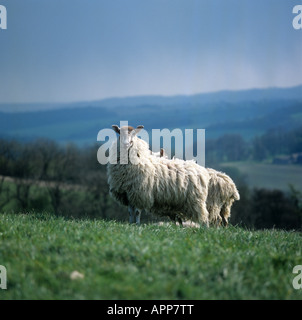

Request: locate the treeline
(0, 137), (301, 229)
(221, 166), (302, 230)
(206, 126), (302, 163)
(0, 138), (128, 221)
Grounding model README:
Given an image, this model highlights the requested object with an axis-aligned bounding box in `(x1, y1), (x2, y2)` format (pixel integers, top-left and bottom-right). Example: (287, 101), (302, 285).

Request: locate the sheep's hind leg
(199, 202), (210, 228)
(128, 206), (135, 224)
(176, 215), (183, 227)
(220, 204), (231, 227)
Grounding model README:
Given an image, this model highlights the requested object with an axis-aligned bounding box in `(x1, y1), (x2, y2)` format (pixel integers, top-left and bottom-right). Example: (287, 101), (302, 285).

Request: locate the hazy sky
(0, 0), (301, 103)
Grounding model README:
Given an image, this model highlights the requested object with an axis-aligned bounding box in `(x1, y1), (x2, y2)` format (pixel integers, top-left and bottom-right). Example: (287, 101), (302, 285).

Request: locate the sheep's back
(127, 156), (210, 213)
(207, 168), (240, 201)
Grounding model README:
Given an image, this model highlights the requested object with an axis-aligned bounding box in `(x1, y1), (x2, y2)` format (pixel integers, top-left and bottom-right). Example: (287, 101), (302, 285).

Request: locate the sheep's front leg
(128, 206), (135, 224)
(135, 209), (141, 226)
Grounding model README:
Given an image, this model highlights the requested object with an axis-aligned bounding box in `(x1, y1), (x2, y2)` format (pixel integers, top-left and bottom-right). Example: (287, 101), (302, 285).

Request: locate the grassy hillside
(0, 213), (301, 300)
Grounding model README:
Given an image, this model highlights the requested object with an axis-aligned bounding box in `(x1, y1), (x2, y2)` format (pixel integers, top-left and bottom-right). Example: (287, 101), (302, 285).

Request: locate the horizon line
(0, 83), (301, 106)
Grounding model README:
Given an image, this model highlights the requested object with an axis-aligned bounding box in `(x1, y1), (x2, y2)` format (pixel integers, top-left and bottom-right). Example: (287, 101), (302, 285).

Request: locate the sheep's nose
(121, 142), (130, 149)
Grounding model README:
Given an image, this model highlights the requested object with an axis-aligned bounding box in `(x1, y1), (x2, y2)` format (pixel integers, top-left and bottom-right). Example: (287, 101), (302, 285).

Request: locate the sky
(0, 0), (301, 103)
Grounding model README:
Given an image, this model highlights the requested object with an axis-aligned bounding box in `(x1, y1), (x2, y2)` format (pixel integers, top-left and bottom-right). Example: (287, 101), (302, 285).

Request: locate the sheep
(152, 148), (168, 159)
(130, 148), (168, 225)
(107, 125), (211, 227)
(155, 149), (240, 227)
(112, 132), (176, 225)
(206, 168), (240, 226)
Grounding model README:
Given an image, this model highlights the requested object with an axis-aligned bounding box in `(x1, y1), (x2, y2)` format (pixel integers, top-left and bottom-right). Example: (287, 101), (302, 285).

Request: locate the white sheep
(206, 168), (240, 226)
(130, 148), (168, 225)
(107, 125), (211, 227)
(157, 151), (240, 226)
(134, 149), (239, 227)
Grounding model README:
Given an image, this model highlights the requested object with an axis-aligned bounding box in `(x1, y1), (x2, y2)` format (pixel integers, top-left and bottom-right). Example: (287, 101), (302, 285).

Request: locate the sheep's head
(112, 125), (144, 150)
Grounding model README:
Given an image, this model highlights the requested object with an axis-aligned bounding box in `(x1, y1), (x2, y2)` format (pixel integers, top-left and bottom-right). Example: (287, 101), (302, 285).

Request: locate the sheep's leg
(176, 216), (183, 227)
(189, 200), (209, 227)
(200, 202), (210, 227)
(221, 215), (228, 227)
(135, 209), (141, 226)
(220, 203), (231, 227)
(220, 207), (230, 227)
(212, 205), (223, 227)
(128, 206), (135, 224)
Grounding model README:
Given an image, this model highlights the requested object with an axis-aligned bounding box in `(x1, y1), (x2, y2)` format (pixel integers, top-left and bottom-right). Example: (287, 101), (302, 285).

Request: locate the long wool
(107, 136), (211, 225)
(206, 168), (240, 226)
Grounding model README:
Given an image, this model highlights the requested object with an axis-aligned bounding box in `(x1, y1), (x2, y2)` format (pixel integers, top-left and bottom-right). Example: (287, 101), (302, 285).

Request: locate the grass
(0, 212), (302, 300)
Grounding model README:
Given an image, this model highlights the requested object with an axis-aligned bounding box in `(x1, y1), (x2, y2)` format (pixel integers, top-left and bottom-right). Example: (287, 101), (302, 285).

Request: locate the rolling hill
(0, 85), (301, 144)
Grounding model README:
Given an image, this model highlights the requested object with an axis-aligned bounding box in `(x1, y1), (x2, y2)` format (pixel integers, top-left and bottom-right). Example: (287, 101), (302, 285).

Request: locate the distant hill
(0, 85), (301, 144)
(1, 84), (302, 112)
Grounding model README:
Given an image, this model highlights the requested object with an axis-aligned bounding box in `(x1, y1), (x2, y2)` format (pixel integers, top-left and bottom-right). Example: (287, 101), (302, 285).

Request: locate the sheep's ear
(131, 125), (144, 137)
(130, 125), (144, 137)
(112, 125), (120, 134)
(135, 125), (144, 134)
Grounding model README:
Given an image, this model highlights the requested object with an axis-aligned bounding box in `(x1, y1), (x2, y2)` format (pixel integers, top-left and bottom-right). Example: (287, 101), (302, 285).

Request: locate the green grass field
(0, 213), (302, 300)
